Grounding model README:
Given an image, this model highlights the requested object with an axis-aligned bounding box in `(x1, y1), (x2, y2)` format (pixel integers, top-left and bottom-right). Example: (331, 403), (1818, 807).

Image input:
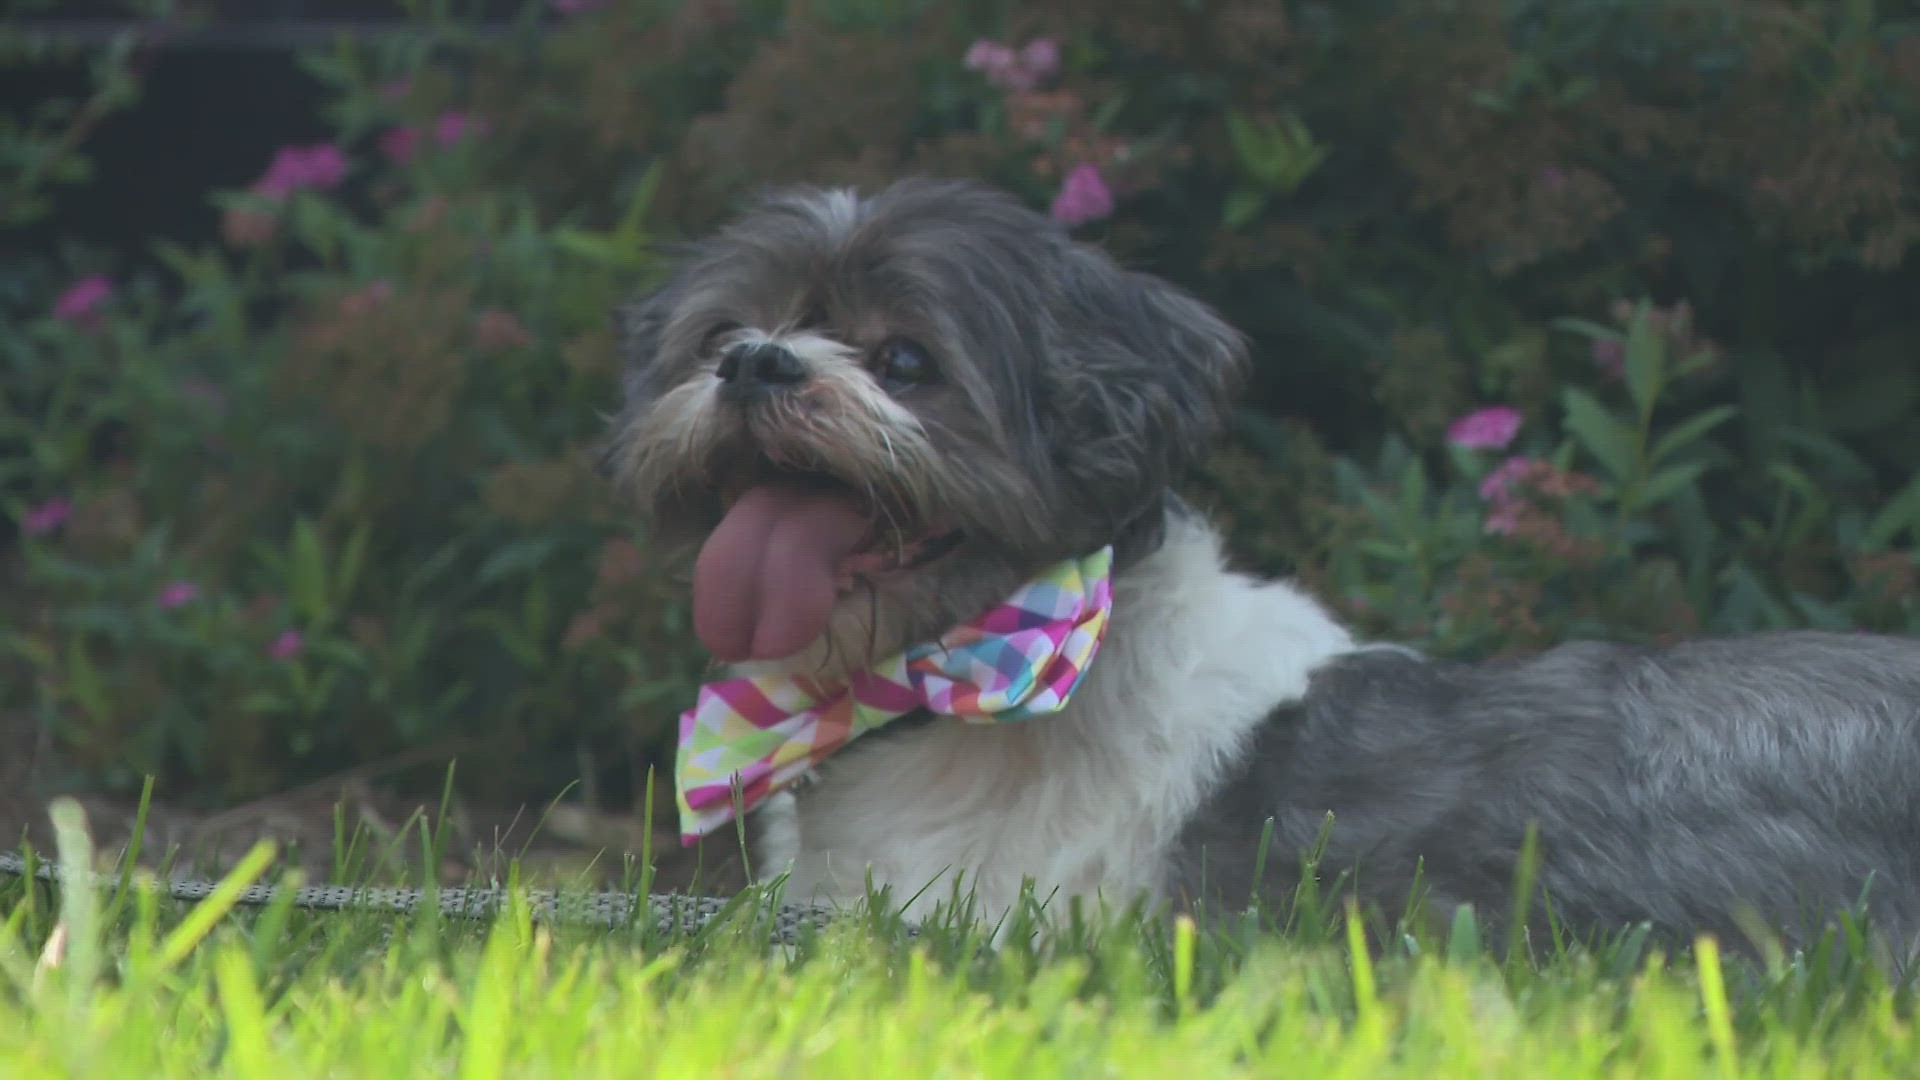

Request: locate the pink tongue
(693, 482), (874, 662)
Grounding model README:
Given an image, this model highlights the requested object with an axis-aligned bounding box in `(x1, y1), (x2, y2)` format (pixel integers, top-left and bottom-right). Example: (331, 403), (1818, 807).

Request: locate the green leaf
(1446, 905), (1482, 964)
(1356, 539), (1413, 564)
(333, 522), (372, 607)
(402, 536), (474, 601)
(1225, 113), (1262, 172)
(1222, 189), (1267, 230)
(1553, 76), (1597, 107)
(1649, 405), (1737, 465)
(289, 518), (330, 626)
(62, 635), (110, 722)
(1863, 470), (1920, 549)
(1671, 350), (1718, 382)
(1089, 93), (1128, 134)
(1550, 317), (1617, 340)
(240, 692), (290, 715)
(1621, 301), (1664, 418)
(1561, 388), (1637, 483)
(475, 537), (560, 587)
(1399, 455), (1429, 522)
(1791, 593), (1854, 631)
(1717, 562), (1793, 632)
(1467, 89), (1511, 112)
(1349, 482), (1405, 535)
(1637, 460), (1713, 509)
(1279, 144), (1331, 194)
(615, 159), (665, 242)
(468, 613), (543, 670)
(1765, 461), (1826, 510)
(522, 576), (552, 641)
(619, 680), (693, 710)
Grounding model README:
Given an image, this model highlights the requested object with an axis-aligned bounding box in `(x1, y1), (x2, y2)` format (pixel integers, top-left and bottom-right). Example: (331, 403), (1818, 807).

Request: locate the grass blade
(153, 839), (279, 973)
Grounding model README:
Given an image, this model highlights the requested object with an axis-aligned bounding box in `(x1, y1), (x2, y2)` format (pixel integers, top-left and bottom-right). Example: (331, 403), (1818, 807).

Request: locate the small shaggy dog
(604, 177), (1920, 955)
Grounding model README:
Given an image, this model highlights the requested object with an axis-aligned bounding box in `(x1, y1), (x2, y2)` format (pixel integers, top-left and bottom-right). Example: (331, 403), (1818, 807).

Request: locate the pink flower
(302, 147), (348, 189)
(1590, 337), (1625, 378)
(270, 629), (304, 660)
(433, 112), (489, 147)
(1446, 406), (1523, 451)
(1477, 456), (1536, 503)
(339, 280), (394, 317)
(157, 580), (200, 610)
(252, 144), (347, 199)
(964, 37), (1059, 92)
(53, 276), (113, 324)
(381, 125), (421, 165)
(1050, 163), (1114, 227)
(20, 497), (70, 536)
(1476, 455), (1603, 539)
(1484, 501), (1525, 536)
(965, 40), (1017, 77)
(1020, 38), (1061, 81)
(1477, 456), (1602, 540)
(474, 309), (534, 350)
(383, 114), (487, 164)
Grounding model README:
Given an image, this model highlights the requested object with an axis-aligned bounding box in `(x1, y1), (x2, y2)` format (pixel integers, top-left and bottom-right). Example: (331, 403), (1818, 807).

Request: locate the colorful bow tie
(674, 546), (1115, 844)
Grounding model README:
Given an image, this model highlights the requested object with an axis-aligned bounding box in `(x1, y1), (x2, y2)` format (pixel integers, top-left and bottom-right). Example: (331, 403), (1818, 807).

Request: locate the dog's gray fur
(608, 177), (1920, 954)
(1174, 633), (1920, 952)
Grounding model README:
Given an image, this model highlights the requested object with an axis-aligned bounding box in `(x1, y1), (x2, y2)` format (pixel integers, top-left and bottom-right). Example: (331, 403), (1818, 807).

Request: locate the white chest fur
(749, 518), (1357, 923)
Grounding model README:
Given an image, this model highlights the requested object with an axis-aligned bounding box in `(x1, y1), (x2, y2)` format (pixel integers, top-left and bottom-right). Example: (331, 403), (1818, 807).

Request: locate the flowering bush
(5, 0), (1920, 809)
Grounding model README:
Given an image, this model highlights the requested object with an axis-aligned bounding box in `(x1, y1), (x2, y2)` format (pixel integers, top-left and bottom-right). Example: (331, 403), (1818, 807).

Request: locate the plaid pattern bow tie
(673, 546), (1115, 845)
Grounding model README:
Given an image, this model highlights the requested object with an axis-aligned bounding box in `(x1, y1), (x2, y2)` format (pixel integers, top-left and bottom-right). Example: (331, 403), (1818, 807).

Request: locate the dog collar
(673, 545), (1115, 844)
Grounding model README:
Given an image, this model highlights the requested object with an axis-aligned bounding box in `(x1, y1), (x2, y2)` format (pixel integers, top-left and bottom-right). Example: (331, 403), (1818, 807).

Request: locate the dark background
(7, 3), (506, 260)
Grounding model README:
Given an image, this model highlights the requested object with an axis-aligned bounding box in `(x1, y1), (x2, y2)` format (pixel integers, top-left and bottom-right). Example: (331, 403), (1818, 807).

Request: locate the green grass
(4, 795), (1917, 1078)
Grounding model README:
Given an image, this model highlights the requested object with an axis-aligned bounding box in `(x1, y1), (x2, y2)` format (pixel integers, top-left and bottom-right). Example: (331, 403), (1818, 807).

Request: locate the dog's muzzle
(717, 342), (808, 405)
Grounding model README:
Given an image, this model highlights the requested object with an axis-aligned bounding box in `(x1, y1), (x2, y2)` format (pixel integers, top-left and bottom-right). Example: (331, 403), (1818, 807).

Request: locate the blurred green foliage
(4, 0), (1919, 809)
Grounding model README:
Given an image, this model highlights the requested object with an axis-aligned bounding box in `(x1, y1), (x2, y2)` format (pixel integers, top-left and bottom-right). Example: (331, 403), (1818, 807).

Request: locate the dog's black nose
(717, 342), (808, 387)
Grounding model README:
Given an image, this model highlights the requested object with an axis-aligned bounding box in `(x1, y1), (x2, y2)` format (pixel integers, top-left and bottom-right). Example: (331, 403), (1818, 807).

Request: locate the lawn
(3, 797), (1916, 1077)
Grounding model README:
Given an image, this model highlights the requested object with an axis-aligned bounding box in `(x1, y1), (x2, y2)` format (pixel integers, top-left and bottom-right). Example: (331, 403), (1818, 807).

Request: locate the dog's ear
(616, 277), (678, 381)
(597, 278), (681, 480)
(1037, 249), (1250, 537)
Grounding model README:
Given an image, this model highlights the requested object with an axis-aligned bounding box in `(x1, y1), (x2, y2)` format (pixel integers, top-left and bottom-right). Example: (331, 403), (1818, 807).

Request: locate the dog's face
(604, 178), (1247, 672)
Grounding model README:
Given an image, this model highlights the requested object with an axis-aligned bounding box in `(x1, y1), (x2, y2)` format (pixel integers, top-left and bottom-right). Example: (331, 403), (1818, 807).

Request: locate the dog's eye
(879, 340), (934, 388)
(701, 321), (741, 355)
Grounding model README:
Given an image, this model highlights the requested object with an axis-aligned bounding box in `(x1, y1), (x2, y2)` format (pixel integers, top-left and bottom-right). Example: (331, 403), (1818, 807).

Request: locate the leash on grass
(0, 849), (867, 943)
